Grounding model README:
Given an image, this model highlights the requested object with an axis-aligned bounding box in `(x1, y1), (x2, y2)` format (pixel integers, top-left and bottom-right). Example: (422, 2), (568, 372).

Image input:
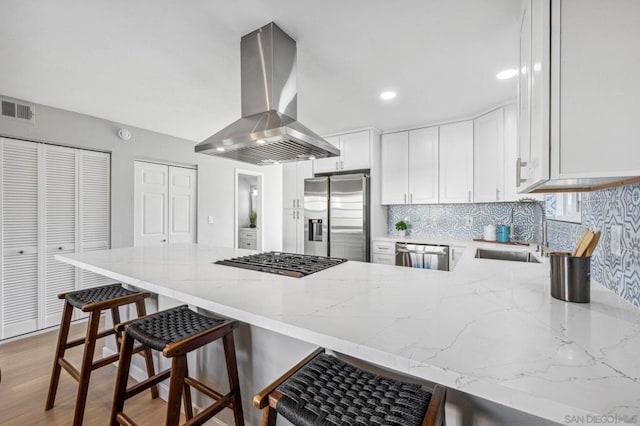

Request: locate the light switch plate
(611, 224), (622, 256)
(207, 215), (214, 224)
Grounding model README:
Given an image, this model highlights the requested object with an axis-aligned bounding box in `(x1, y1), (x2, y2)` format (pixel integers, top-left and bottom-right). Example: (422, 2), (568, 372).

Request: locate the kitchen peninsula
(57, 244), (640, 426)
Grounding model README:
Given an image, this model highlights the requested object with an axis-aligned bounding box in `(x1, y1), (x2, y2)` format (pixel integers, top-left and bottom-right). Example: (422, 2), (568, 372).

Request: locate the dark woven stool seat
(65, 283), (141, 309)
(275, 354), (432, 426)
(126, 305), (226, 352)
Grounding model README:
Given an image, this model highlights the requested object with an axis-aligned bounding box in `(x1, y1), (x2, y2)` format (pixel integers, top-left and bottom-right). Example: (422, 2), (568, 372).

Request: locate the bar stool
(253, 348), (447, 426)
(46, 283), (158, 426)
(110, 305), (244, 426)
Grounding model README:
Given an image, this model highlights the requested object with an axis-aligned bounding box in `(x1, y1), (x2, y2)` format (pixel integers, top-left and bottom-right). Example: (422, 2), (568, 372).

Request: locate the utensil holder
(550, 252), (591, 303)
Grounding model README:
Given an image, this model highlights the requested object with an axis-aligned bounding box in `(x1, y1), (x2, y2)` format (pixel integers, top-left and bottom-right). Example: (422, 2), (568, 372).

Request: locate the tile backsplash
(387, 201), (544, 243)
(387, 184), (640, 308)
(546, 183), (640, 308)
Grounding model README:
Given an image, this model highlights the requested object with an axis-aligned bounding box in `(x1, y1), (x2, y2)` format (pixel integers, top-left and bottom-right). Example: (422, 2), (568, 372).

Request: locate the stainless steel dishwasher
(395, 242), (450, 271)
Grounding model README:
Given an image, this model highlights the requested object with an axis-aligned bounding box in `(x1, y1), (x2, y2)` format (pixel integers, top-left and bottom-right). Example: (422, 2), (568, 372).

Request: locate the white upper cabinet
(381, 131), (409, 204)
(439, 121), (473, 203)
(517, 0), (551, 192)
(313, 130), (371, 174)
(474, 108), (505, 202)
(518, 0), (640, 192)
(381, 128), (438, 205)
(408, 127), (439, 204)
(312, 136), (340, 174)
(283, 160), (312, 209)
(554, 0), (640, 178)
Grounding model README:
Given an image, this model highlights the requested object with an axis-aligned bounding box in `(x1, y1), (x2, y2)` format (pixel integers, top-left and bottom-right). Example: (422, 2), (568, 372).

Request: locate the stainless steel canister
(550, 252), (591, 303)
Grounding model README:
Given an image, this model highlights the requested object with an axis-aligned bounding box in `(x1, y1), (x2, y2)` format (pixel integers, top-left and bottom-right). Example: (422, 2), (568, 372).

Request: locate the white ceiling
(0, 0), (520, 141)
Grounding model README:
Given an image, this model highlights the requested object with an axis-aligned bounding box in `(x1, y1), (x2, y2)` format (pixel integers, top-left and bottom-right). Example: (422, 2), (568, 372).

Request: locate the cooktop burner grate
(215, 252), (348, 278)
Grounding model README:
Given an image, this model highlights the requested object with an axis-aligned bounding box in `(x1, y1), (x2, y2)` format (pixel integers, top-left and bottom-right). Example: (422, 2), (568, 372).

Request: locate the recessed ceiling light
(496, 69), (518, 80)
(256, 139), (266, 144)
(216, 147), (226, 152)
(380, 91), (396, 100)
(309, 155), (316, 160)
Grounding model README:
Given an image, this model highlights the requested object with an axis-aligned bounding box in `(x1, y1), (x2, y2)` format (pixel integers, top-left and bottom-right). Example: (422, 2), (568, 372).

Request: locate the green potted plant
(395, 220), (407, 237)
(249, 210), (257, 228)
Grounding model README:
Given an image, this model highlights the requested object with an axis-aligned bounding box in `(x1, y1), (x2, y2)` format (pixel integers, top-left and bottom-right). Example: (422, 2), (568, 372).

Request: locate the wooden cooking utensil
(572, 229), (590, 256)
(584, 231), (601, 257)
(573, 229), (595, 257)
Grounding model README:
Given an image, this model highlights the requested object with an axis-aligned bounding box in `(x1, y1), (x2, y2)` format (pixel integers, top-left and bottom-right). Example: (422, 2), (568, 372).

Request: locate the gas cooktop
(215, 252), (347, 278)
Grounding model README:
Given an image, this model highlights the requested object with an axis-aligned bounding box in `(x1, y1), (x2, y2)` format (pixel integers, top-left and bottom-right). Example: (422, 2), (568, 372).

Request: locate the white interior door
(1, 139), (40, 338)
(134, 162), (169, 247)
(43, 145), (77, 326)
(135, 161), (196, 247)
(168, 166), (196, 244)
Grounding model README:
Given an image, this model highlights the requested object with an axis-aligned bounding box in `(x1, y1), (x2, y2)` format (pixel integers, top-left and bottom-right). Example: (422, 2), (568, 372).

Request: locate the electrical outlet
(465, 216), (473, 227)
(611, 224), (622, 256)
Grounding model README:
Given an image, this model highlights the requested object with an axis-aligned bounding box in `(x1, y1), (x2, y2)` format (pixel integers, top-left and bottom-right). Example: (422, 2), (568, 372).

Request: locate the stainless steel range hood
(195, 22), (339, 165)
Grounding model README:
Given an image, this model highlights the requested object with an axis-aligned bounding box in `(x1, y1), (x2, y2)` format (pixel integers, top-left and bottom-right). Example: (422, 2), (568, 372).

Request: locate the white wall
(0, 95), (283, 250)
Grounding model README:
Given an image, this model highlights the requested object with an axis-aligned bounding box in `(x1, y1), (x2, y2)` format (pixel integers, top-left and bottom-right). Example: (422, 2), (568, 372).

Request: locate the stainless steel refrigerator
(304, 173), (370, 262)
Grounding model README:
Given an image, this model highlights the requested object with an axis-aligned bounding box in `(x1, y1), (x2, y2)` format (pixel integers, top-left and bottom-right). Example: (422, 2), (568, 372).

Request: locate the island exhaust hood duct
(195, 22), (339, 165)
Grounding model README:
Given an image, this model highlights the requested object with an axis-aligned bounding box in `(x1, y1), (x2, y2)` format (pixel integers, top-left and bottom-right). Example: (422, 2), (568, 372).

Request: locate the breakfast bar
(57, 243), (640, 425)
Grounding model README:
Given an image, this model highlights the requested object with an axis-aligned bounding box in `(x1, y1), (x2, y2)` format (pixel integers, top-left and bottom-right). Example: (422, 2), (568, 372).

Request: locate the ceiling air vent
(1, 99), (35, 122)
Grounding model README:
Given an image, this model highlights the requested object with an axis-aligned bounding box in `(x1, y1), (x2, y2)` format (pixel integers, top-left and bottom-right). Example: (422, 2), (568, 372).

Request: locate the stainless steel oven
(395, 242), (450, 271)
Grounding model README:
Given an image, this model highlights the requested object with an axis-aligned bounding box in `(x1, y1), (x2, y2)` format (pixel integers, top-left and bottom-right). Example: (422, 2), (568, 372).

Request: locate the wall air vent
(1, 99), (35, 122)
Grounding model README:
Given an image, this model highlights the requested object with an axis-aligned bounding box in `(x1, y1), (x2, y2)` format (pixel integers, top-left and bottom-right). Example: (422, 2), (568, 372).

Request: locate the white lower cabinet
(283, 209), (304, 254)
(0, 138), (111, 339)
(238, 228), (257, 250)
(371, 240), (395, 265)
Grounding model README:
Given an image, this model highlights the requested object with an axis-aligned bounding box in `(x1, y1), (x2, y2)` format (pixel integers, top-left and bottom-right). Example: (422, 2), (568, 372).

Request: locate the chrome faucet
(517, 198), (549, 257)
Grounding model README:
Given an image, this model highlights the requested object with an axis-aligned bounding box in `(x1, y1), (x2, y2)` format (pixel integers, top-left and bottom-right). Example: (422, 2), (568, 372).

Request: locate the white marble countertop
(57, 242), (640, 425)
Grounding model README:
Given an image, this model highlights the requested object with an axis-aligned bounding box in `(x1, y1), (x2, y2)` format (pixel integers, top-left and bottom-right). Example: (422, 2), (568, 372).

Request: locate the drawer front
(372, 253), (395, 265)
(372, 240), (395, 254)
(239, 230), (257, 240)
(238, 238), (257, 250)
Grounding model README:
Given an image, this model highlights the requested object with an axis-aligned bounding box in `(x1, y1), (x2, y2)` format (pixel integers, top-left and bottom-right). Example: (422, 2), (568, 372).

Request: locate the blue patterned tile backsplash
(388, 183), (640, 308)
(388, 201), (544, 243)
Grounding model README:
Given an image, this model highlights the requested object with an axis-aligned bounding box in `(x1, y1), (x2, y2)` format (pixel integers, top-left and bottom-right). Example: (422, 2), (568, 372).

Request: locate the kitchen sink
(475, 248), (540, 263)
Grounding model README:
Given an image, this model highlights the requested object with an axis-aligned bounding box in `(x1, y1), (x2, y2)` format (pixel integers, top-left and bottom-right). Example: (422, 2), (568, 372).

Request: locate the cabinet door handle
(58, 246), (63, 250)
(516, 157), (528, 186)
(496, 189), (500, 201)
(404, 194), (407, 204)
(18, 250), (24, 254)
(410, 193), (413, 203)
(468, 191), (471, 203)
(161, 239), (167, 243)
(292, 200), (296, 208)
(336, 161), (339, 170)
(340, 161), (344, 170)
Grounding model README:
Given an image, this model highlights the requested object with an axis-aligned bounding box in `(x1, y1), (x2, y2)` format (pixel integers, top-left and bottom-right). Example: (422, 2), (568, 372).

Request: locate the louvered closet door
(1, 139), (40, 338)
(43, 145), (77, 326)
(78, 150), (110, 290)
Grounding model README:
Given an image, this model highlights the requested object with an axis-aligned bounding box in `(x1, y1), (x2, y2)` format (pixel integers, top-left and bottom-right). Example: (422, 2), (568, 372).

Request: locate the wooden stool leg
(261, 406), (277, 426)
(165, 356), (187, 426)
(111, 306), (122, 352)
(182, 362), (194, 420)
(136, 299), (159, 399)
(110, 331), (135, 426)
(45, 301), (74, 410)
(72, 310), (101, 426)
(223, 331), (245, 426)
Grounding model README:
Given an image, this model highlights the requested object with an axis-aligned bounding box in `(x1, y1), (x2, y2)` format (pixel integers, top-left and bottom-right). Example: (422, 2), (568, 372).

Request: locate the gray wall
(0, 96), (283, 250)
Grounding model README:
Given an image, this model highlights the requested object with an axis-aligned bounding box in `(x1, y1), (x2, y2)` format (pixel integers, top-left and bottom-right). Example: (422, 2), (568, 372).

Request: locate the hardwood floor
(0, 319), (180, 425)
